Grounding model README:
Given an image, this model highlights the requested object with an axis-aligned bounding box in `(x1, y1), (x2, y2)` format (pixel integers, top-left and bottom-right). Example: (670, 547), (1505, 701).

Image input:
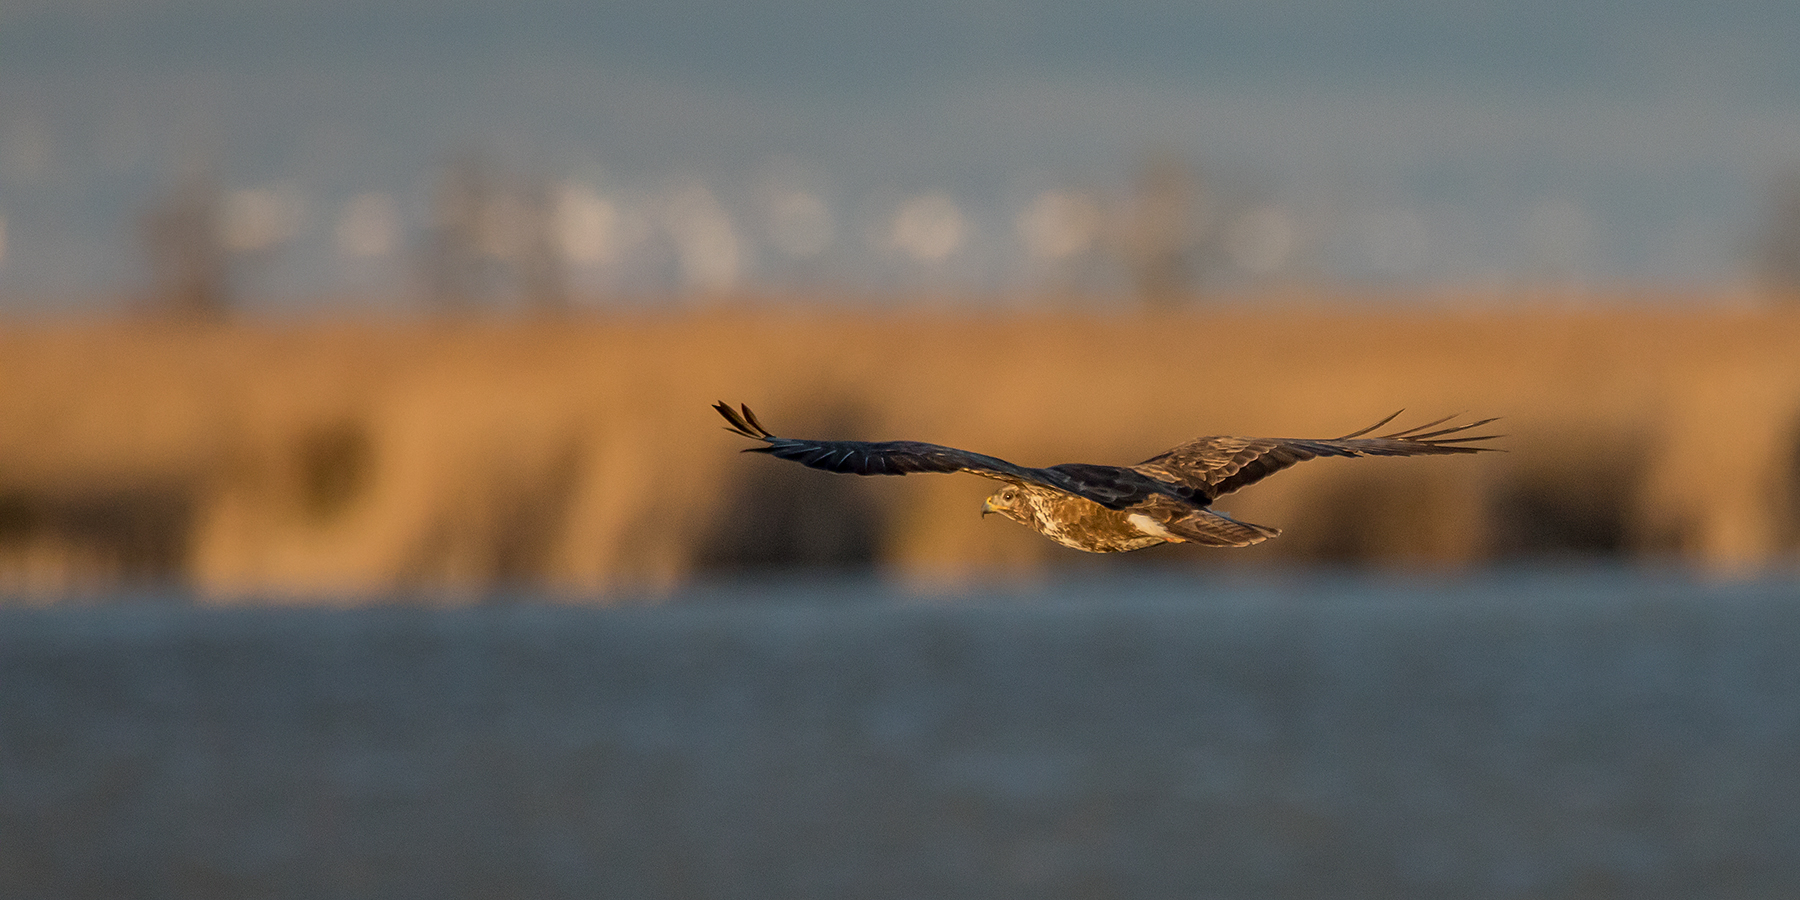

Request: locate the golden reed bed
(2, 296), (1799, 598)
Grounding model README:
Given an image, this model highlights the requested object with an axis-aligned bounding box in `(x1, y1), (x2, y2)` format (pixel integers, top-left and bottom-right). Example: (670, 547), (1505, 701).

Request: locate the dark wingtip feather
(1385, 413), (1461, 439)
(1397, 416), (1501, 441)
(1445, 433), (1506, 450)
(738, 404), (772, 437)
(1335, 410), (1404, 440)
(714, 401), (772, 441)
(1337, 412), (1504, 454)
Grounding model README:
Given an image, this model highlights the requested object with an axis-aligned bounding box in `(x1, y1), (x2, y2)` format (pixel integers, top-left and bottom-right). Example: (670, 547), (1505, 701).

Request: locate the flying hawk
(714, 402), (1498, 553)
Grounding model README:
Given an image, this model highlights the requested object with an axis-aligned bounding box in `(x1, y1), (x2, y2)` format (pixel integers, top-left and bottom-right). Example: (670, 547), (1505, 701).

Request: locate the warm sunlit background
(5, 2), (1800, 898)
(3, 0), (1800, 593)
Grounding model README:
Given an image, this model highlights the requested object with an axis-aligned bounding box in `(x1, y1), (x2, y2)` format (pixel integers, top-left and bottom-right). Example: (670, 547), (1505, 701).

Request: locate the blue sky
(3, 0), (1799, 305)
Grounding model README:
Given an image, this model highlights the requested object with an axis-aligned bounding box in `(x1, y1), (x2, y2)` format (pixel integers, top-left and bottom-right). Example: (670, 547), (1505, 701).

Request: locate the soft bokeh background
(5, 0), (1800, 307)
(5, 2), (1800, 898)
(1, 0), (1800, 590)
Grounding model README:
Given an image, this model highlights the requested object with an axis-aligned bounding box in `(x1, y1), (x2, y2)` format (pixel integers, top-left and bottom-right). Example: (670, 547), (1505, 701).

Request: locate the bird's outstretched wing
(714, 402), (1205, 510)
(1132, 411), (1501, 500)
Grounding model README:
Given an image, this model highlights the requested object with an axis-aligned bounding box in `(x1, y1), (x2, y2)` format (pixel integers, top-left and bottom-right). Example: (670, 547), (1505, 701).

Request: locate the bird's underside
(714, 402), (1499, 553)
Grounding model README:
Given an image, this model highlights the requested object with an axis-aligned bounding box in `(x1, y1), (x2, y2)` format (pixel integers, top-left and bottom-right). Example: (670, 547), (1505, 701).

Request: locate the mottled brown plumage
(715, 402), (1499, 553)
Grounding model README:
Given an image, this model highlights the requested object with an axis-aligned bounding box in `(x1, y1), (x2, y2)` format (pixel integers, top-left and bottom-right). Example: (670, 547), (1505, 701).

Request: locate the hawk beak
(981, 497), (998, 517)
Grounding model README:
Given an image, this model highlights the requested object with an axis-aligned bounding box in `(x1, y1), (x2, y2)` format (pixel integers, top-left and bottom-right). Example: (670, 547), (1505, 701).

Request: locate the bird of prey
(714, 402), (1498, 553)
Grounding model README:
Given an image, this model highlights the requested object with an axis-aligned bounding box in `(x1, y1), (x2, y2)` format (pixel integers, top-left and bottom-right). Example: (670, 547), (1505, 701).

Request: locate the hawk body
(994, 489), (1279, 551)
(715, 403), (1497, 553)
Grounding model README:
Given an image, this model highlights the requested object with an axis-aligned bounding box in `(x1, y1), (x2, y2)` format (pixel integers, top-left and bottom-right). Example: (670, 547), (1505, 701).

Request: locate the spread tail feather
(1164, 508), (1281, 548)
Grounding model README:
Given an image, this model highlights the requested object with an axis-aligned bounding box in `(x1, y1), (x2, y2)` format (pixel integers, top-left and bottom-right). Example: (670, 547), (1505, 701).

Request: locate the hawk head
(980, 484), (1036, 526)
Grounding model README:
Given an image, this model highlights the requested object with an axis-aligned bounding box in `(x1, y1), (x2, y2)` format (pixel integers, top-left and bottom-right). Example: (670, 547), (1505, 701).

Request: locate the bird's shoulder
(1128, 434), (1328, 498)
(1134, 435), (1288, 474)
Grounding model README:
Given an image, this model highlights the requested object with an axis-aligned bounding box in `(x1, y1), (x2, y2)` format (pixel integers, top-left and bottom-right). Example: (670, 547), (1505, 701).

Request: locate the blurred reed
(1, 295), (1798, 599)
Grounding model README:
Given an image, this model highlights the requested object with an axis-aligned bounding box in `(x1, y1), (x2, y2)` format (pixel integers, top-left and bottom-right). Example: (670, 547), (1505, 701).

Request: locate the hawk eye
(1002, 489), (1015, 500)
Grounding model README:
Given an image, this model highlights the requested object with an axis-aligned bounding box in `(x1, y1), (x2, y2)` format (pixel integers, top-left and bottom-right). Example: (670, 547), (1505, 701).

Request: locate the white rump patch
(1127, 513), (1180, 542)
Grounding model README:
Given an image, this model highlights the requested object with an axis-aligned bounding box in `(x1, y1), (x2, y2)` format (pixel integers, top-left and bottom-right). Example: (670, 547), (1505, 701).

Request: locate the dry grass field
(3, 294), (1800, 598)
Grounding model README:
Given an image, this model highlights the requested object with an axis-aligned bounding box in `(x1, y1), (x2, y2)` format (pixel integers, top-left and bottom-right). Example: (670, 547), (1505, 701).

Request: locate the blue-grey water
(4, 568), (1800, 899)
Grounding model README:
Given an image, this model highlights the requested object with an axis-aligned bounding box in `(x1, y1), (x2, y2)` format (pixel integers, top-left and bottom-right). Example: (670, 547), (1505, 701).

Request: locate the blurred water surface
(4, 567), (1799, 899)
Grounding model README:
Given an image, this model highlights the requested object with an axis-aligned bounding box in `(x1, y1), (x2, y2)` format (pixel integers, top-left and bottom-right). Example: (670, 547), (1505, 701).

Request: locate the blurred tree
(420, 157), (571, 316)
(698, 405), (886, 573)
(1754, 167), (1800, 302)
(516, 178), (569, 316)
(138, 177), (231, 321)
(1016, 187), (1109, 297)
(1118, 151), (1206, 308)
(419, 157), (491, 314)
